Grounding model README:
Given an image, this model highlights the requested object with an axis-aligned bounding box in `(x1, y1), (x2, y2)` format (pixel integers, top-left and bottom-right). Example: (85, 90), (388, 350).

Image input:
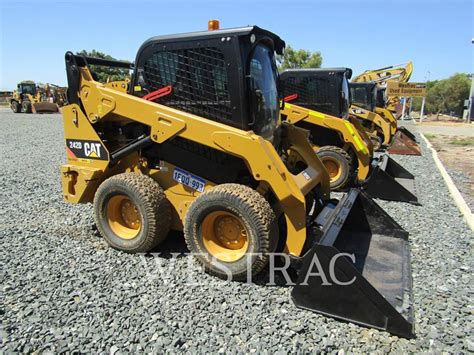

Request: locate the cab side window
(143, 47), (232, 123)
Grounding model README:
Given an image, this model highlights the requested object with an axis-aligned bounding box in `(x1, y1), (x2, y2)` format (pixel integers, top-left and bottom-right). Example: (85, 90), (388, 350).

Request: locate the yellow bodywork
(349, 105), (394, 146)
(104, 80), (129, 93)
(61, 67), (330, 257)
(375, 107), (397, 137)
(352, 62), (413, 84)
(281, 103), (372, 183)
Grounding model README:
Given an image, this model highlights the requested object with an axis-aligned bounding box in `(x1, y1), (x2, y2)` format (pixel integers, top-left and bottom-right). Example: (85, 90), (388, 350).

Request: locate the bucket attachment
(292, 189), (414, 338)
(32, 102), (60, 114)
(397, 126), (417, 142)
(388, 129), (421, 156)
(363, 154), (420, 205)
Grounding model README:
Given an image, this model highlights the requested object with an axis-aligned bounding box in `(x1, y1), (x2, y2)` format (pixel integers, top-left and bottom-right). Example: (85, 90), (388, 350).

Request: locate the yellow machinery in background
(280, 101), (372, 191)
(9, 80), (65, 114)
(279, 69), (419, 203)
(279, 68), (398, 151)
(44, 83), (68, 107)
(352, 62), (413, 117)
(350, 81), (421, 155)
(59, 24), (414, 337)
(348, 104), (394, 150)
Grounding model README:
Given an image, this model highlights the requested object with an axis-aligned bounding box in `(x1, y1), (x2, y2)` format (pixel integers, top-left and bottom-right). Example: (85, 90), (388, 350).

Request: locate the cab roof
(350, 82), (377, 89)
(138, 26), (285, 55)
(281, 68), (353, 79)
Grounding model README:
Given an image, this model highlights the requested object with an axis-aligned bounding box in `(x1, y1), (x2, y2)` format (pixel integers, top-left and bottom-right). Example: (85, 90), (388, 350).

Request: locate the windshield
(350, 84), (372, 111)
(19, 84), (36, 95)
(248, 44), (279, 140)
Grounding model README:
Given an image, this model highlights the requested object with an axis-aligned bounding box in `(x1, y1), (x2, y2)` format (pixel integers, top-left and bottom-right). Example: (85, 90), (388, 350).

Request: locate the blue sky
(1, 0), (472, 90)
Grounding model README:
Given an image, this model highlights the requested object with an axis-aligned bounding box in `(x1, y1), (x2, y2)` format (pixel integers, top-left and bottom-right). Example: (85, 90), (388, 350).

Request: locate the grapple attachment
(388, 128), (421, 156)
(32, 102), (60, 114)
(292, 189), (414, 338)
(363, 154), (419, 205)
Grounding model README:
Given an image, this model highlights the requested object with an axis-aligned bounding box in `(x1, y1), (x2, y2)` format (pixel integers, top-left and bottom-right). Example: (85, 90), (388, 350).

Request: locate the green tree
(411, 74), (470, 117)
(426, 73), (470, 117)
(76, 50), (131, 83)
(277, 45), (322, 71)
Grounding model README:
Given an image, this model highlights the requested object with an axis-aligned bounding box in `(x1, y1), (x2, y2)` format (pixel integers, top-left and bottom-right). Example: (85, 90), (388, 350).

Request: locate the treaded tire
(184, 183), (278, 281)
(93, 173), (171, 253)
(11, 101), (21, 113)
(21, 101), (32, 113)
(316, 145), (353, 191)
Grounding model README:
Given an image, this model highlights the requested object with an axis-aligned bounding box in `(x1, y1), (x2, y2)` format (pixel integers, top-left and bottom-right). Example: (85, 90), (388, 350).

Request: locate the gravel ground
(1, 109), (473, 353)
(446, 168), (474, 212)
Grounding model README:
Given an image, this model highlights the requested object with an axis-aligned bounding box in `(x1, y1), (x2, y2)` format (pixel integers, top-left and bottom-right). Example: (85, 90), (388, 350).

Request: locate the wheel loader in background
(59, 24), (414, 338)
(279, 69), (419, 204)
(9, 80), (65, 114)
(350, 82), (421, 155)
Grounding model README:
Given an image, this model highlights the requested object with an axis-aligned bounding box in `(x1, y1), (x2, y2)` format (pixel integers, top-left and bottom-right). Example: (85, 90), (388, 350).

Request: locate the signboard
(386, 82), (427, 97)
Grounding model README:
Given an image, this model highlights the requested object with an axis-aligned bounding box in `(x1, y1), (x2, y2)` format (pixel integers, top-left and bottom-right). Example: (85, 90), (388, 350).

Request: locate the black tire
(93, 173), (171, 253)
(21, 101), (32, 113)
(11, 101), (21, 113)
(370, 135), (383, 151)
(184, 183), (278, 281)
(316, 145), (353, 191)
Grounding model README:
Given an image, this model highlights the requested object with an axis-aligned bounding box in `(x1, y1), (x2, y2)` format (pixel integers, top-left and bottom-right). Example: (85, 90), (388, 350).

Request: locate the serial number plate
(173, 168), (206, 193)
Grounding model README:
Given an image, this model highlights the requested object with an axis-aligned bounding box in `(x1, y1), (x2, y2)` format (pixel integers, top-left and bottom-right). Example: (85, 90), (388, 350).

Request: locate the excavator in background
(352, 62), (413, 118)
(9, 80), (67, 114)
(279, 68), (419, 204)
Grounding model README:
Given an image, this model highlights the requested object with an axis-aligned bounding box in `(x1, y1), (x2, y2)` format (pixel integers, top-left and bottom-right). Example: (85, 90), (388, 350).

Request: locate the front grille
(143, 47), (232, 122)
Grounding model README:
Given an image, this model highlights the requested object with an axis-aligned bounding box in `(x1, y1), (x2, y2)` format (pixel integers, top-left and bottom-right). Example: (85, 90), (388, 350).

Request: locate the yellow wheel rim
(106, 195), (142, 239)
(201, 211), (249, 262)
(322, 157), (342, 182)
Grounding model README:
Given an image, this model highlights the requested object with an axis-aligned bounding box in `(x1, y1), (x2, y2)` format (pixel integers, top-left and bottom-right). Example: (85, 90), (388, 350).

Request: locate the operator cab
(349, 82), (377, 112)
(279, 68), (352, 119)
(130, 26), (284, 141)
(17, 81), (36, 95)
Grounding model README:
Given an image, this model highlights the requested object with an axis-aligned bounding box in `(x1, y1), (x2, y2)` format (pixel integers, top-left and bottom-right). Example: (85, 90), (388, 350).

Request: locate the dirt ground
(412, 112), (469, 123)
(424, 134), (474, 209)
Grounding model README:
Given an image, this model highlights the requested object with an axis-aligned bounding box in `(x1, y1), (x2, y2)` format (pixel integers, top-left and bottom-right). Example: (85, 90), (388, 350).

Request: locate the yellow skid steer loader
(279, 69), (419, 204)
(59, 25), (414, 338)
(350, 82), (421, 155)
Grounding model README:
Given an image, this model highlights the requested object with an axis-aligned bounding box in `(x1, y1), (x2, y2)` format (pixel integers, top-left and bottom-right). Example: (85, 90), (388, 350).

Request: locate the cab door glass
(340, 78), (350, 116)
(248, 44), (279, 139)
